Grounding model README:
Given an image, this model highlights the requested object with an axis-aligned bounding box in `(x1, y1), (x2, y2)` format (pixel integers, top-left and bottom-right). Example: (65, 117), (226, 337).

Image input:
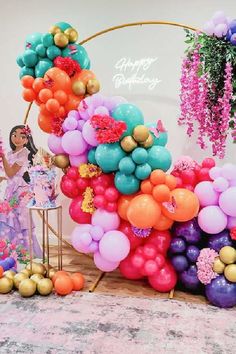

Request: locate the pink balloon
(90, 225), (104, 241)
(227, 216), (236, 229)
(99, 230), (130, 262)
(88, 241), (99, 253)
(213, 177), (229, 192)
(82, 120), (98, 146)
(80, 232), (92, 246)
(48, 134), (65, 154)
(209, 166), (222, 180)
(69, 153), (88, 167)
(94, 252), (119, 272)
(198, 206), (227, 234)
(194, 181), (219, 207)
(94, 106), (109, 116)
(92, 209), (120, 232)
(219, 187), (236, 217)
(62, 130), (88, 156)
(71, 225), (92, 253)
(62, 117), (78, 132)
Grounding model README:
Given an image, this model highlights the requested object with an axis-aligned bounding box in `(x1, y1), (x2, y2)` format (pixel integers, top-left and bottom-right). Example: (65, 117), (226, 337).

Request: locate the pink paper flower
(196, 248), (218, 285)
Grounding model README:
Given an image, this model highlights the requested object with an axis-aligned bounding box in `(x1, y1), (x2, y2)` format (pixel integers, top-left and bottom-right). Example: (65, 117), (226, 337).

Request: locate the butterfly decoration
(25, 42), (32, 49)
(68, 45), (78, 55)
(44, 75), (54, 88)
(162, 196), (177, 213)
(149, 120), (167, 138)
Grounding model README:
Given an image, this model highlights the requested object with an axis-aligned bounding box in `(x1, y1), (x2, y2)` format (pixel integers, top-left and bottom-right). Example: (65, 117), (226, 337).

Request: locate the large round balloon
(219, 187), (236, 217)
(99, 230), (130, 262)
(115, 172), (140, 195)
(172, 218), (202, 244)
(147, 146), (172, 171)
(207, 230), (233, 252)
(198, 206), (227, 234)
(95, 143), (126, 172)
(112, 103), (144, 137)
(205, 275), (236, 308)
(148, 262), (177, 292)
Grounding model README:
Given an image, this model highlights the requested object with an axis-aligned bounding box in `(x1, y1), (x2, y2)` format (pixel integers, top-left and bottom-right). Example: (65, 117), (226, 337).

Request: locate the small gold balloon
(20, 269), (31, 277)
(219, 246), (236, 265)
(139, 133), (154, 148)
(3, 270), (16, 281)
(30, 274), (44, 285)
(64, 28), (78, 42)
(26, 262), (46, 276)
(72, 81), (86, 96)
(43, 263), (53, 272)
(49, 25), (62, 35)
(86, 79), (100, 95)
(120, 136), (138, 152)
(54, 33), (69, 48)
(48, 268), (57, 280)
(213, 257), (225, 274)
(133, 125), (149, 143)
(37, 278), (53, 296)
(224, 264), (236, 282)
(0, 277), (13, 294)
(53, 154), (70, 169)
(13, 273), (29, 289)
(19, 279), (37, 297)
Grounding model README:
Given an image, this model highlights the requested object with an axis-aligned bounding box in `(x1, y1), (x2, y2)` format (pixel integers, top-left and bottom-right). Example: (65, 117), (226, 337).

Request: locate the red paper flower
(51, 116), (66, 136)
(91, 115), (127, 144)
(230, 227), (236, 241)
(54, 56), (81, 77)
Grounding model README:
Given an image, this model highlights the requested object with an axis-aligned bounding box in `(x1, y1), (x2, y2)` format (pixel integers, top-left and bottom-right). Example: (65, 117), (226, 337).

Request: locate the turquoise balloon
(119, 156), (136, 175)
(112, 104), (144, 137)
(47, 45), (61, 60)
(22, 50), (38, 67)
(36, 44), (46, 57)
(146, 123), (168, 146)
(131, 148), (148, 165)
(95, 143), (126, 173)
(115, 172), (140, 195)
(135, 163), (152, 180)
(85, 57), (91, 70)
(42, 33), (54, 48)
(19, 67), (34, 79)
(62, 44), (90, 69)
(35, 58), (53, 77)
(25, 33), (42, 50)
(88, 148), (97, 164)
(55, 22), (72, 31)
(16, 55), (24, 68)
(147, 146), (172, 172)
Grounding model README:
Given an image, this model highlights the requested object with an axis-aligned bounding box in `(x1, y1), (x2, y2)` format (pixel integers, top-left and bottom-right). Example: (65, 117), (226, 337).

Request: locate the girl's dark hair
(9, 125), (38, 183)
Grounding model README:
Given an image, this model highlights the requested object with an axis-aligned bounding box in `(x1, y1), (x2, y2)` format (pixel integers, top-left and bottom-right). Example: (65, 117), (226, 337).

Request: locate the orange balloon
(72, 70), (96, 85)
(54, 90), (68, 104)
(152, 184), (170, 202)
(0, 266), (3, 278)
(44, 67), (71, 93)
(52, 270), (70, 285)
(38, 112), (52, 133)
(71, 273), (85, 291)
(32, 78), (45, 92)
(165, 174), (177, 190)
(64, 94), (82, 112)
(141, 180), (153, 194)
(39, 88), (53, 103)
(127, 194), (161, 229)
(22, 88), (36, 102)
(150, 169), (166, 185)
(54, 276), (73, 296)
(58, 106), (66, 117)
(153, 213), (174, 231)
(46, 98), (60, 113)
(21, 75), (34, 88)
(117, 195), (133, 221)
(39, 103), (49, 114)
(162, 188), (200, 222)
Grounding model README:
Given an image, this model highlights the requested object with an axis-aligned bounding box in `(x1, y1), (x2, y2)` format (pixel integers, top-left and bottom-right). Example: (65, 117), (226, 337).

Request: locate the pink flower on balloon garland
(196, 248), (218, 285)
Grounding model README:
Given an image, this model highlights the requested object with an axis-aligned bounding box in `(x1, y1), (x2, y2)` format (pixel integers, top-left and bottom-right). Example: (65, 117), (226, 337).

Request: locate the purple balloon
(194, 181), (219, 207)
(206, 275), (236, 308)
(94, 252), (119, 272)
(69, 153), (88, 167)
(219, 187), (236, 217)
(48, 134), (65, 154)
(170, 237), (186, 254)
(198, 206), (227, 234)
(180, 265), (200, 290)
(62, 130), (88, 156)
(172, 218), (202, 244)
(82, 120), (98, 147)
(99, 230), (130, 262)
(207, 230), (233, 252)
(171, 255), (189, 273)
(186, 245), (200, 263)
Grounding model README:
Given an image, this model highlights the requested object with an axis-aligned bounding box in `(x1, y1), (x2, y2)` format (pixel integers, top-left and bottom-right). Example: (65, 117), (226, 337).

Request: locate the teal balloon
(22, 50), (38, 67)
(119, 156), (136, 175)
(112, 104), (144, 137)
(85, 57), (91, 70)
(62, 44), (90, 69)
(36, 44), (46, 57)
(25, 33), (42, 50)
(16, 55), (24, 68)
(88, 148), (97, 164)
(115, 172), (140, 195)
(35, 58), (53, 77)
(55, 22), (71, 31)
(131, 147), (148, 165)
(46, 45), (61, 60)
(95, 143), (126, 173)
(42, 33), (54, 48)
(147, 146), (172, 172)
(19, 67), (34, 79)
(135, 163), (152, 180)
(146, 123), (168, 146)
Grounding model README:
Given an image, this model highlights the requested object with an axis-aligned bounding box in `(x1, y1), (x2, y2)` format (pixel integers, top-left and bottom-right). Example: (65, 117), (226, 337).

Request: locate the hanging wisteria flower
(196, 248), (218, 285)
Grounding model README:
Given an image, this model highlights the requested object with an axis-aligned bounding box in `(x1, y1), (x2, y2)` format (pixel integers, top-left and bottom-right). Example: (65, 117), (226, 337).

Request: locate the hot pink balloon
(198, 206), (227, 234)
(99, 230), (130, 262)
(48, 134), (65, 154)
(94, 252), (119, 272)
(69, 153), (88, 167)
(82, 120), (98, 146)
(219, 187), (236, 217)
(62, 130), (88, 156)
(194, 181), (219, 207)
(92, 209), (120, 232)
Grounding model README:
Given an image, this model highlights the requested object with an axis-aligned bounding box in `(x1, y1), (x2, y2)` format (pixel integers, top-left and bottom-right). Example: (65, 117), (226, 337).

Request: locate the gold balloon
(3, 270), (16, 281)
(139, 133), (154, 148)
(120, 136), (138, 152)
(219, 246), (236, 264)
(43, 263), (53, 272)
(213, 257), (225, 274)
(86, 79), (100, 95)
(53, 154), (70, 169)
(20, 269), (31, 277)
(133, 125), (149, 143)
(0, 277), (13, 294)
(49, 25), (62, 35)
(64, 28), (78, 42)
(54, 33), (69, 48)
(13, 273), (29, 289)
(37, 278), (53, 296)
(72, 81), (86, 96)
(30, 274), (44, 285)
(224, 264), (236, 282)
(48, 268), (57, 280)
(19, 279), (37, 297)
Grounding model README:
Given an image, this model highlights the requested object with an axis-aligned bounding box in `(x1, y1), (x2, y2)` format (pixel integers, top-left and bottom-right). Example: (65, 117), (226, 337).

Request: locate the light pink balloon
(62, 117), (78, 132)
(69, 153), (88, 167)
(82, 120), (98, 146)
(209, 166), (222, 180)
(214, 23), (228, 37)
(94, 252), (119, 272)
(198, 206), (227, 234)
(94, 106), (109, 116)
(213, 177), (229, 192)
(219, 187), (236, 217)
(88, 241), (99, 253)
(203, 21), (215, 36)
(92, 209), (120, 232)
(80, 232), (92, 246)
(62, 130), (88, 156)
(71, 224), (92, 253)
(99, 230), (130, 262)
(194, 181), (219, 207)
(212, 11), (227, 25)
(48, 134), (65, 154)
(90, 225), (104, 241)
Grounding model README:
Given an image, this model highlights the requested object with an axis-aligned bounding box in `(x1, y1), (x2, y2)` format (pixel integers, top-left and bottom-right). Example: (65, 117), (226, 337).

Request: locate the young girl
(0, 125), (42, 258)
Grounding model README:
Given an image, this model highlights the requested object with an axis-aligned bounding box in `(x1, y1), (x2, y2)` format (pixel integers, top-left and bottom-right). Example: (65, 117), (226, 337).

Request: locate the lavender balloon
(82, 120), (98, 146)
(207, 230), (233, 252)
(48, 134), (65, 154)
(172, 218), (202, 244)
(99, 230), (130, 262)
(69, 153), (88, 167)
(198, 206), (227, 234)
(62, 117), (78, 132)
(206, 275), (236, 308)
(62, 130), (88, 156)
(94, 251), (119, 272)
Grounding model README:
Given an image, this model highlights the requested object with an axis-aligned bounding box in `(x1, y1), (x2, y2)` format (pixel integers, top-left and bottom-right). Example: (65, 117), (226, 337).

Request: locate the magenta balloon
(69, 153), (88, 167)
(198, 206), (227, 234)
(48, 134), (65, 154)
(94, 251), (119, 272)
(219, 187), (236, 217)
(99, 230), (130, 262)
(194, 181), (219, 207)
(213, 177), (229, 192)
(82, 120), (98, 146)
(92, 209), (120, 232)
(227, 216), (236, 229)
(62, 130), (88, 156)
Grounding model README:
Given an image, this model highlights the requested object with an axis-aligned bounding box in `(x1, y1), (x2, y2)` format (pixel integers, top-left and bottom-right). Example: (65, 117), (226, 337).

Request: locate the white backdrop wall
(0, 0), (236, 240)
